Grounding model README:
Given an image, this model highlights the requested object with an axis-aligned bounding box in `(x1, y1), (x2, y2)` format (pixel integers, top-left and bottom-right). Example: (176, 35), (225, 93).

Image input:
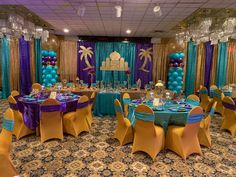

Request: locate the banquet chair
(0, 108), (18, 177)
(40, 98), (63, 143)
(199, 86), (213, 112)
(222, 85), (229, 90)
(87, 91), (95, 127)
(165, 106), (204, 160)
(123, 93), (131, 117)
(10, 90), (20, 97)
(198, 102), (217, 148)
(221, 97), (236, 136)
(132, 104), (164, 160)
(8, 95), (34, 140)
(210, 85), (218, 89)
(186, 94), (200, 106)
(32, 83), (42, 91)
(114, 99), (133, 146)
(63, 95), (90, 137)
(213, 89), (224, 115)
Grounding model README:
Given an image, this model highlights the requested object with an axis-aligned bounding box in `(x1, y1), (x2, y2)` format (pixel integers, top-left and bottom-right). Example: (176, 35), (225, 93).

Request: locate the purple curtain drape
(19, 37), (32, 95)
(204, 41), (214, 90)
(77, 41), (96, 83)
(134, 43), (153, 88)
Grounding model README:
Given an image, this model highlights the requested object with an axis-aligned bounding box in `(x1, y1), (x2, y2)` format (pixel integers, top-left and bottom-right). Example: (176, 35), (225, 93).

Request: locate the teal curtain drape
(95, 42), (136, 84)
(216, 42), (228, 87)
(185, 40), (197, 96)
(1, 36), (10, 98)
(95, 42), (114, 83)
(35, 38), (42, 84)
(113, 43), (136, 84)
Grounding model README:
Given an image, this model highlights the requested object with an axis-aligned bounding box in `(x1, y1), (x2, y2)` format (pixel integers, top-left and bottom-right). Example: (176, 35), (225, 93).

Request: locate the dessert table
(127, 100), (198, 133)
(17, 93), (79, 129)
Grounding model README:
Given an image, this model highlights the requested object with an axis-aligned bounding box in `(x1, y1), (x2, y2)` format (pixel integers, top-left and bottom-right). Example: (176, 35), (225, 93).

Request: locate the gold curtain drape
(210, 44), (218, 85)
(59, 40), (77, 82)
(226, 41), (236, 84)
(30, 40), (36, 84)
(9, 39), (20, 91)
(195, 43), (205, 90)
(152, 44), (169, 83)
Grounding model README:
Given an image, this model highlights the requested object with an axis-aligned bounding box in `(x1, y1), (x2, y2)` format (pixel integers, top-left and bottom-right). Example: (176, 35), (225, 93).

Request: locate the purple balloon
(170, 59), (175, 64)
(51, 61), (56, 66)
(53, 57), (57, 61)
(173, 62), (179, 67)
(42, 61), (46, 65)
(177, 58), (183, 64)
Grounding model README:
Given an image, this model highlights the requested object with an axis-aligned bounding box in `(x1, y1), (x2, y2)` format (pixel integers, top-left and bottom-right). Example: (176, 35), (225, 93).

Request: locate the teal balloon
(169, 53), (175, 59)
(181, 72), (184, 76)
(43, 79), (47, 83)
(177, 86), (182, 91)
(168, 81), (171, 86)
(54, 66), (58, 71)
(42, 70), (46, 74)
(51, 78), (56, 84)
(46, 74), (52, 80)
(179, 52), (185, 58)
(55, 75), (58, 79)
(169, 77), (174, 81)
(174, 53), (180, 59)
(169, 86), (173, 90)
(51, 70), (56, 75)
(172, 81), (178, 86)
(42, 74), (45, 79)
(173, 72), (178, 77)
(177, 76), (182, 81)
(176, 67), (183, 72)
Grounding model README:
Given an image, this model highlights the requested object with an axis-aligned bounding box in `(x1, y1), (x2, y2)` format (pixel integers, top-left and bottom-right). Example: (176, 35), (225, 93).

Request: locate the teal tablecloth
(210, 88), (232, 98)
(94, 92), (121, 117)
(128, 102), (195, 133)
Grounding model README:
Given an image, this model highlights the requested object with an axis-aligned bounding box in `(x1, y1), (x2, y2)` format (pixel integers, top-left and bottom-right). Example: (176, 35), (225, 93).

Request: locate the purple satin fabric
(40, 105), (61, 112)
(19, 37), (32, 95)
(77, 101), (89, 109)
(77, 41), (96, 83)
(204, 42), (214, 90)
(18, 97), (78, 129)
(222, 101), (236, 110)
(134, 43), (153, 88)
(9, 103), (19, 110)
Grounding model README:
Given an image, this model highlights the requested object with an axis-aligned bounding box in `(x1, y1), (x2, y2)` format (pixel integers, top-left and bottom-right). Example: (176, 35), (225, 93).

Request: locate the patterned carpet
(0, 99), (236, 177)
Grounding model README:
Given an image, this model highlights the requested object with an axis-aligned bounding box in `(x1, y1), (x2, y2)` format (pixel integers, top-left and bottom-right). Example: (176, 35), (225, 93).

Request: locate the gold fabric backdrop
(227, 41), (236, 84)
(9, 39), (20, 91)
(59, 40), (77, 82)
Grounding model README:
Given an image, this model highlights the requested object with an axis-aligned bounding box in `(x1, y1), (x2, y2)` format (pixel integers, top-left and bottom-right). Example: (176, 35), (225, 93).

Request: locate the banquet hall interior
(0, 0), (236, 176)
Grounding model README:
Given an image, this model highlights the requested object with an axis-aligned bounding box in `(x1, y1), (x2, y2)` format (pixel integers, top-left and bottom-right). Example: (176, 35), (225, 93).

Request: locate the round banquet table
(17, 94), (79, 129)
(127, 100), (198, 133)
(93, 91), (121, 117)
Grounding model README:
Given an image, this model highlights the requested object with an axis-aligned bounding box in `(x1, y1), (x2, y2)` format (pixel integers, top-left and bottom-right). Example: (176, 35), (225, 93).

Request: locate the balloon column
(167, 52), (185, 94)
(41, 50), (58, 87)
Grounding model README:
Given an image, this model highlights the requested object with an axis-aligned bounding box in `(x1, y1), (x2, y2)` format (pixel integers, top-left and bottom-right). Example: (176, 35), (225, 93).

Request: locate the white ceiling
(1, 0), (236, 37)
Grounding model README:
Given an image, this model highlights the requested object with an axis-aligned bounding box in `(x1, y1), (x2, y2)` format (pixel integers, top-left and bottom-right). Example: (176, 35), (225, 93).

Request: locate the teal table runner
(94, 92), (121, 117)
(128, 102), (195, 133)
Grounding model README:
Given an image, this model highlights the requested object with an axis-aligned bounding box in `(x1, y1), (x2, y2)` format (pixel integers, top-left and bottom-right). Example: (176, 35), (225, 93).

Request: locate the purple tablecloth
(17, 97), (78, 129)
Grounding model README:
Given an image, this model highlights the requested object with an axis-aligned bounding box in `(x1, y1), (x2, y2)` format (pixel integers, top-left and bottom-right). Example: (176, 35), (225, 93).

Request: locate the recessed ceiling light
(153, 5), (160, 13)
(126, 29), (131, 34)
(63, 28), (69, 33)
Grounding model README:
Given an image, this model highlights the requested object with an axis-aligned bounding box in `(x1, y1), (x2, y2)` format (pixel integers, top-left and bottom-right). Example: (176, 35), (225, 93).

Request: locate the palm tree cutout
(139, 48), (152, 72)
(79, 46), (94, 71)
